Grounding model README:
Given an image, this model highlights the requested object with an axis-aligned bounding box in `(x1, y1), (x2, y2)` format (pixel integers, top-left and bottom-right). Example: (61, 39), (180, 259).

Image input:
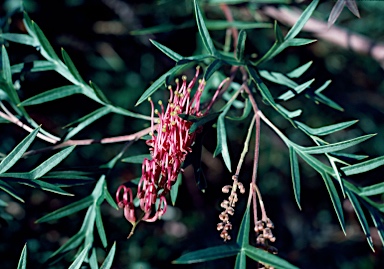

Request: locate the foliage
(0, 0), (383, 268)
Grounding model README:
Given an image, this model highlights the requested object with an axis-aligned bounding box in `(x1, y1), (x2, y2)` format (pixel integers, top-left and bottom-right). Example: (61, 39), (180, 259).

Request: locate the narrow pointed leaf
(328, 0), (345, 27)
(289, 147), (301, 210)
(96, 208), (108, 248)
(122, 154), (151, 164)
(36, 195), (93, 223)
(370, 209), (384, 246)
(20, 85), (84, 106)
(321, 173), (346, 234)
(11, 178), (72, 196)
(32, 22), (60, 61)
(345, 0), (360, 18)
(259, 71), (297, 89)
(136, 64), (186, 106)
(48, 231), (85, 261)
(244, 245), (299, 269)
(186, 112), (220, 133)
(341, 156), (384, 176)
(346, 190), (374, 251)
(295, 120), (357, 136)
(234, 252), (246, 269)
(276, 104), (302, 119)
(171, 173), (182, 206)
(29, 146), (76, 179)
(100, 242), (116, 269)
(287, 61), (313, 78)
(89, 81), (111, 104)
(17, 244), (27, 269)
(214, 114), (232, 172)
(173, 244), (240, 264)
(0, 128), (39, 173)
(61, 48), (86, 84)
(359, 182), (384, 196)
(2, 46), (13, 85)
(227, 98), (251, 121)
(204, 59), (223, 80)
(0, 180), (24, 202)
(64, 107), (112, 140)
(0, 33), (37, 46)
(205, 20), (271, 30)
(284, 38), (316, 47)
(68, 245), (90, 269)
(296, 150), (334, 175)
(89, 248), (99, 269)
(11, 61), (56, 73)
(194, 0), (216, 55)
(236, 206), (250, 246)
(236, 30), (246, 62)
(274, 21), (284, 43)
(104, 187), (118, 210)
(285, 0), (319, 40)
(298, 134), (374, 155)
(150, 39), (183, 61)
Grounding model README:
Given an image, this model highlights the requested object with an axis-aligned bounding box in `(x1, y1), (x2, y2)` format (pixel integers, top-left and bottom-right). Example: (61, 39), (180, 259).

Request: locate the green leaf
(284, 38), (316, 47)
(61, 48), (86, 84)
(359, 182), (384, 196)
(11, 61), (56, 73)
(135, 64), (186, 106)
(287, 61), (313, 78)
(32, 21), (60, 61)
(275, 104), (302, 119)
(172, 244), (240, 264)
(48, 231), (85, 261)
(29, 146), (76, 179)
(295, 120), (358, 136)
(150, 39), (183, 62)
(186, 112), (220, 133)
(234, 252), (246, 269)
(244, 245), (299, 269)
(68, 245), (90, 269)
(89, 248), (98, 269)
(204, 59), (223, 80)
(171, 173), (182, 206)
(206, 20), (271, 30)
(260, 70), (297, 89)
(227, 98), (252, 121)
(64, 107), (112, 140)
(1, 46), (20, 104)
(274, 21), (284, 43)
(104, 186), (118, 210)
(346, 190), (374, 251)
(100, 243), (116, 269)
(321, 173), (346, 234)
(278, 79), (314, 101)
(0, 33), (37, 46)
(96, 207), (108, 248)
(19, 85), (84, 106)
(236, 206), (250, 246)
(341, 156), (384, 176)
(0, 180), (24, 202)
(289, 147), (301, 210)
(236, 30), (247, 62)
(121, 154), (151, 164)
(17, 244), (27, 269)
(285, 0), (319, 40)
(109, 106), (152, 121)
(194, 0), (216, 55)
(0, 127), (39, 173)
(298, 134), (375, 155)
(36, 195), (93, 223)
(89, 81), (111, 104)
(214, 113), (232, 172)
(295, 150), (334, 175)
(370, 209), (384, 246)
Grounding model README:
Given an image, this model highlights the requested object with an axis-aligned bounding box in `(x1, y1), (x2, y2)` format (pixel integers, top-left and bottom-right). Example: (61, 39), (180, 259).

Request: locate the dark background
(0, 0), (384, 268)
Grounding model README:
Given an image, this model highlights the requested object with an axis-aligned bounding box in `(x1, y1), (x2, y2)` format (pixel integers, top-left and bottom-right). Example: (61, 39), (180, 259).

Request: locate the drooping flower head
(116, 67), (207, 235)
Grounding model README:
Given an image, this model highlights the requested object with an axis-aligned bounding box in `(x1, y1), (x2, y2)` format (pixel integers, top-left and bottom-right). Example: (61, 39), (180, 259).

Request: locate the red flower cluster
(116, 67), (205, 231)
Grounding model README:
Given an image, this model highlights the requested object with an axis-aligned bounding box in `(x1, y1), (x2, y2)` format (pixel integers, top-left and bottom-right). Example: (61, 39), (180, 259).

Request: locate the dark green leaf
(295, 120), (358, 136)
(236, 30), (247, 62)
(206, 20), (271, 30)
(61, 48), (86, 84)
(173, 244), (240, 264)
(1, 46), (21, 104)
(287, 61), (313, 78)
(194, 0), (216, 55)
(346, 190), (374, 251)
(187, 112), (220, 133)
(285, 0), (319, 40)
(171, 173), (182, 206)
(11, 61), (56, 73)
(64, 107), (112, 140)
(227, 98), (252, 121)
(214, 113), (232, 172)
(96, 208), (108, 248)
(136, 64), (186, 106)
(370, 209), (384, 246)
(289, 147), (301, 210)
(100, 242), (116, 269)
(121, 154), (151, 164)
(19, 85), (84, 106)
(234, 252), (246, 269)
(204, 59), (223, 80)
(244, 245), (299, 269)
(359, 182), (384, 196)
(48, 231), (85, 261)
(36, 196), (93, 223)
(298, 134), (375, 155)
(0, 180), (24, 202)
(89, 81), (111, 104)
(0, 33), (36, 46)
(109, 106), (152, 121)
(150, 39), (183, 61)
(68, 245), (90, 269)
(321, 173), (346, 234)
(0, 128), (39, 173)
(32, 22), (60, 61)
(296, 150), (334, 175)
(341, 156), (384, 176)
(278, 79), (314, 101)
(236, 206), (250, 246)
(274, 21), (284, 44)
(17, 244), (27, 269)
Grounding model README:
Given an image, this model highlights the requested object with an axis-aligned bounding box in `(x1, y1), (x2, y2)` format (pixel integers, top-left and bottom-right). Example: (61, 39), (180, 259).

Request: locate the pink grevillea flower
(116, 67), (209, 233)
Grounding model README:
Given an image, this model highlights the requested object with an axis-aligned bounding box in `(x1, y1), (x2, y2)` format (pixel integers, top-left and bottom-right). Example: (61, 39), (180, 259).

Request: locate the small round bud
(222, 185), (231, 193)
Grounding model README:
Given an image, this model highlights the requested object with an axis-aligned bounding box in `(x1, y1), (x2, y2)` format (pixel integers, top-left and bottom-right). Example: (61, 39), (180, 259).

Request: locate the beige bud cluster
(217, 175), (245, 241)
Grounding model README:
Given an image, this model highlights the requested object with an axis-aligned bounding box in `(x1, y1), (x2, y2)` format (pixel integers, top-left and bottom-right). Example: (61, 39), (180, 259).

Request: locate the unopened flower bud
(222, 185), (231, 193)
(217, 222), (224, 231)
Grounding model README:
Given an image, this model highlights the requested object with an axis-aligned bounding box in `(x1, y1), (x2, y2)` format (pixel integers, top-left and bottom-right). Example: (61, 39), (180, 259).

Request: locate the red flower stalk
(116, 67), (208, 233)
